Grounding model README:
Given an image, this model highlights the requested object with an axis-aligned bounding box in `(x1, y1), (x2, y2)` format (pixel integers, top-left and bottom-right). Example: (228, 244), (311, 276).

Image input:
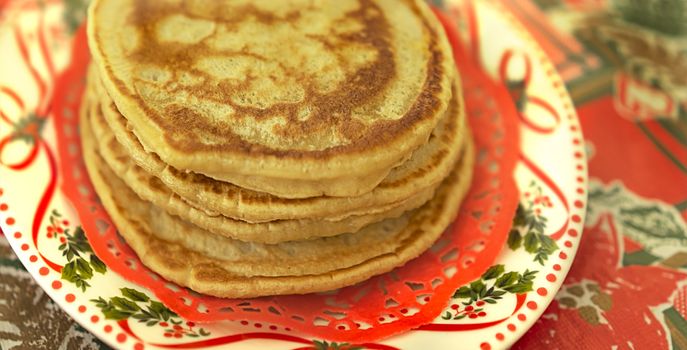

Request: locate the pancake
(81, 107), (475, 297)
(90, 66), (468, 223)
(87, 0), (456, 198)
(86, 92), (462, 243)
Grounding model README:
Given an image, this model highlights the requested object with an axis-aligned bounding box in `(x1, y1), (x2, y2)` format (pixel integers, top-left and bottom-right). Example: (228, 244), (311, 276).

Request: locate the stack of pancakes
(80, 0), (474, 298)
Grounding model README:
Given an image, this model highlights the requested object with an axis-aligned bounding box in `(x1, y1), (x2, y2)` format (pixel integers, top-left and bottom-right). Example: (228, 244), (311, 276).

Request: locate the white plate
(0, 1), (586, 349)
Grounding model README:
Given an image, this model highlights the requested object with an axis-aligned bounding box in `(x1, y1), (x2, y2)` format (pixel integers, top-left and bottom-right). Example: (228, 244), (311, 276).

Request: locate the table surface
(1, 0), (686, 349)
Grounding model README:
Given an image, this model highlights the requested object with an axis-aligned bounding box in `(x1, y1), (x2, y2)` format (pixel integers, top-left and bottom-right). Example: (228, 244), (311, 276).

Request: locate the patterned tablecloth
(1, 0), (686, 349)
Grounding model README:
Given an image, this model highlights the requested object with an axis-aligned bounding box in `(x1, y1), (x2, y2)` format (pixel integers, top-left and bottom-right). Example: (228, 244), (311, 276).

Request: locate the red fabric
(503, 0), (687, 348)
(579, 97), (687, 203)
(514, 215), (686, 349)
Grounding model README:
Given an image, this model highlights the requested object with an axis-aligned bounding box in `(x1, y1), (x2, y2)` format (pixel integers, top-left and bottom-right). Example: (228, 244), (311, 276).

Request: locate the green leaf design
(508, 229), (522, 250)
(481, 264), (505, 280)
(313, 340), (327, 350)
(150, 301), (177, 320)
(470, 280), (486, 296)
(503, 282), (533, 293)
(521, 270), (538, 282)
(540, 235), (558, 252)
(121, 288), (150, 303)
(314, 340), (361, 350)
(91, 289), (207, 337)
(452, 286), (471, 299)
(90, 254), (107, 274)
(111, 297), (141, 313)
(61, 261), (77, 282)
(495, 272), (520, 288)
(513, 204), (527, 227)
(103, 309), (135, 320)
(523, 231), (539, 253)
(61, 260), (91, 292)
(450, 267), (539, 312)
(75, 257), (93, 279)
(91, 297), (108, 308)
(509, 184), (559, 264)
(52, 218), (103, 290)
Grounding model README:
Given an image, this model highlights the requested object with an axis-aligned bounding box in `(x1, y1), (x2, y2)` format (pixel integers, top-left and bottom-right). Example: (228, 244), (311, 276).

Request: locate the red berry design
(469, 313), (478, 319)
(451, 304), (459, 310)
(476, 301), (485, 306)
(62, 220), (69, 226)
(173, 325), (183, 331)
(56, 227), (63, 233)
(163, 333), (172, 338)
(186, 321), (195, 327)
(174, 333), (182, 338)
(159, 322), (168, 327)
(478, 311), (487, 317)
(465, 305), (474, 312)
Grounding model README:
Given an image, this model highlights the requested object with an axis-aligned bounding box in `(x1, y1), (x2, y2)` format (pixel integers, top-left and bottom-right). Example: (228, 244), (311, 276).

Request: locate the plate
(0, 1), (586, 349)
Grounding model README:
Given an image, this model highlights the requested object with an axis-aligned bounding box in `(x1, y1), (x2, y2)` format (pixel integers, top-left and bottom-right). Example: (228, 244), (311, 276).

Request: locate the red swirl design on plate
(117, 319), (398, 350)
(499, 50), (561, 134)
(0, 5), (63, 271)
(494, 27), (570, 242)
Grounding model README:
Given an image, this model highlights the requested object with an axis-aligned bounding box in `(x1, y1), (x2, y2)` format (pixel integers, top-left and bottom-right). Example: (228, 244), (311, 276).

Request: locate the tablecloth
(1, 0), (686, 349)
(499, 0), (687, 348)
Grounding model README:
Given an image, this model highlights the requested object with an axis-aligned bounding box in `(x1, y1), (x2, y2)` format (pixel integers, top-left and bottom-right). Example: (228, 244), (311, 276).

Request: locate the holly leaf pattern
(149, 300), (177, 320)
(451, 266), (538, 307)
(508, 229), (523, 250)
(60, 258), (93, 292)
(91, 297), (135, 320)
(313, 340), (363, 350)
(121, 288), (149, 303)
(509, 182), (560, 265)
(496, 272), (520, 288)
(90, 254), (107, 274)
(452, 286), (472, 299)
(470, 280), (486, 298)
(482, 264), (505, 280)
(51, 211), (107, 290)
(111, 296), (140, 314)
(523, 231), (539, 253)
(90, 289), (207, 338)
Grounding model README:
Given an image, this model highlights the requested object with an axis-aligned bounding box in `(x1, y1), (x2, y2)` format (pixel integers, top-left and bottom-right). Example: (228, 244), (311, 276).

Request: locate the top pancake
(87, 0), (455, 197)
(89, 64), (467, 223)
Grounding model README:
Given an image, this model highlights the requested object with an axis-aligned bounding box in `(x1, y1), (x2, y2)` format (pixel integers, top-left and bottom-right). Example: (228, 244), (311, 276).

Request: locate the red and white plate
(0, 1), (587, 349)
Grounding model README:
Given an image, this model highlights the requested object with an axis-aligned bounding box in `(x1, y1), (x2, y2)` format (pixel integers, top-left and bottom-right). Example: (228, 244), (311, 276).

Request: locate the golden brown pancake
(87, 0), (456, 198)
(89, 66), (467, 224)
(80, 105), (475, 297)
(86, 91), (462, 243)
